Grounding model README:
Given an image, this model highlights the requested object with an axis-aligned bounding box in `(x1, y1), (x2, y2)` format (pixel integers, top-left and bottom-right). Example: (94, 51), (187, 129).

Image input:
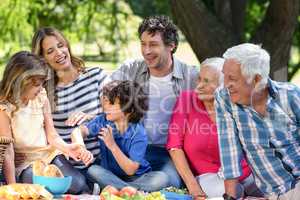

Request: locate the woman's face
(41, 36), (72, 72)
(21, 76), (45, 102)
(195, 66), (220, 102)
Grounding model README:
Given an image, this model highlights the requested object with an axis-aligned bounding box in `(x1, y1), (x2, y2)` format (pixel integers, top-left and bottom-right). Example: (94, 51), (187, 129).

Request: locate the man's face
(223, 59), (254, 105)
(140, 31), (174, 69)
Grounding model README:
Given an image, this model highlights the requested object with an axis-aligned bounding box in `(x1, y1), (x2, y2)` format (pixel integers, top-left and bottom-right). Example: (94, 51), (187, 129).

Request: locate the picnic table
(55, 194), (267, 200)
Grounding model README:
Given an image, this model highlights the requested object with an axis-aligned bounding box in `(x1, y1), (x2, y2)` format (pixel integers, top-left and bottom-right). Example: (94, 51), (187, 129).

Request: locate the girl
(0, 51), (93, 194)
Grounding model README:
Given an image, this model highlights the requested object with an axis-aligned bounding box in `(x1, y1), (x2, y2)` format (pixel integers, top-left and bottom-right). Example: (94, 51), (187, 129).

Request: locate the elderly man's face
(223, 59), (254, 105)
(195, 66), (220, 102)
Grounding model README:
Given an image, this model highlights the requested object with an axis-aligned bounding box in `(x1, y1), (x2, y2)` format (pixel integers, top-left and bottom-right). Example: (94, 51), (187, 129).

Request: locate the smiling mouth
(145, 56), (156, 62)
(56, 55), (67, 64)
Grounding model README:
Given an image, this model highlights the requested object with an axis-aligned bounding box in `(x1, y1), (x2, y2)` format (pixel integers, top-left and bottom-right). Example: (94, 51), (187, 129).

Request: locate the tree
(127, 0), (300, 81)
(170, 0), (299, 81)
(0, 0), (139, 63)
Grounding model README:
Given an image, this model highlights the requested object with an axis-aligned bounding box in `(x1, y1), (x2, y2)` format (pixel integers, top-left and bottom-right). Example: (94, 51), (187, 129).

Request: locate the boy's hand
(99, 126), (116, 150)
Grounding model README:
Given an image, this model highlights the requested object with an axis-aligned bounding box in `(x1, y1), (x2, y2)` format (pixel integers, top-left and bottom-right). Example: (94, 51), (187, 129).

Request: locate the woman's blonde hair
(0, 51), (49, 113)
(31, 27), (85, 110)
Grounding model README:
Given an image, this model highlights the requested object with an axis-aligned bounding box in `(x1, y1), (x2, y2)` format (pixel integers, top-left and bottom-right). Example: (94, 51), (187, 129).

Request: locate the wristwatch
(222, 193), (237, 200)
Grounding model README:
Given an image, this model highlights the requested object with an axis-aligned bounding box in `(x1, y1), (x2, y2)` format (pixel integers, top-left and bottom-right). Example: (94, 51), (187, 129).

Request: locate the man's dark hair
(103, 80), (148, 123)
(138, 15), (179, 54)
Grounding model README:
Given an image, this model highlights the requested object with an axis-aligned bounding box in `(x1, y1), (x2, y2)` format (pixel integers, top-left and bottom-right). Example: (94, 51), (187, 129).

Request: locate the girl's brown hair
(0, 51), (49, 112)
(31, 27), (85, 110)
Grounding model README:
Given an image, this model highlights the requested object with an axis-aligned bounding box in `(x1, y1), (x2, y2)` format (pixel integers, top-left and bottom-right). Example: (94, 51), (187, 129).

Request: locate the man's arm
(215, 89), (244, 198)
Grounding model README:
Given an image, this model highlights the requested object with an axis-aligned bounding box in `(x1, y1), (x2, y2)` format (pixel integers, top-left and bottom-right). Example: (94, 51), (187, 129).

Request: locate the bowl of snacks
(161, 187), (192, 200)
(32, 160), (72, 196)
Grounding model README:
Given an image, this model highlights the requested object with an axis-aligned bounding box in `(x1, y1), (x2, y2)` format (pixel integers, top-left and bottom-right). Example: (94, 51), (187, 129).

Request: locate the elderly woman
(166, 58), (262, 199)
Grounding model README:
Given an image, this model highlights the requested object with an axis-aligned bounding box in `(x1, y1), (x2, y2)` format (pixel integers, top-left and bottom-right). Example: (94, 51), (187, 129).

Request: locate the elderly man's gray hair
(201, 57), (224, 85)
(223, 43), (270, 89)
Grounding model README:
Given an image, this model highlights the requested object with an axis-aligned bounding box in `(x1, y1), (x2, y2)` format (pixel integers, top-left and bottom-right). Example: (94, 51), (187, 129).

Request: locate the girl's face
(101, 96), (127, 122)
(21, 76), (45, 103)
(41, 35), (72, 72)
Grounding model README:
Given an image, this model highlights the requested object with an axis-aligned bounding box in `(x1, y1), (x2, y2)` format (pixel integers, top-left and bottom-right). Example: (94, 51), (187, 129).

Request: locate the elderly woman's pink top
(166, 90), (251, 181)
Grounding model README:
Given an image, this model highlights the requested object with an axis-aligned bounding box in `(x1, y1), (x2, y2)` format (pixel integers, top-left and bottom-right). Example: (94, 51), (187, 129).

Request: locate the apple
(119, 186), (137, 197)
(102, 185), (120, 196)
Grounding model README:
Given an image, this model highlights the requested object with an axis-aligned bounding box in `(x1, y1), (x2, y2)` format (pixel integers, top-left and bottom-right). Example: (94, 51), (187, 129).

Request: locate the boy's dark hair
(138, 15), (178, 54)
(103, 80), (148, 123)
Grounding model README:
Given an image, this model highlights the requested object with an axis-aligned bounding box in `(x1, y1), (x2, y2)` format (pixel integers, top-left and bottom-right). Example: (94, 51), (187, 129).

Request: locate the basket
(0, 136), (14, 183)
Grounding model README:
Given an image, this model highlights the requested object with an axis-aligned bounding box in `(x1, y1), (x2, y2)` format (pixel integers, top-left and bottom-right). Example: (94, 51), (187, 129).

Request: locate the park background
(0, 0), (299, 85)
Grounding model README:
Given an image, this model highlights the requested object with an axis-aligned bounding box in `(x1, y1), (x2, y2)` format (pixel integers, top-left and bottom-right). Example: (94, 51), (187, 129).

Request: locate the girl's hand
(65, 111), (94, 126)
(79, 148), (94, 166)
(98, 126), (116, 150)
(65, 143), (82, 161)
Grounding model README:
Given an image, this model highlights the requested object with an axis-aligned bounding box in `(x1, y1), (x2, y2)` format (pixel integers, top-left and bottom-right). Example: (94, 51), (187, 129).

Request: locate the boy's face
(101, 96), (127, 122)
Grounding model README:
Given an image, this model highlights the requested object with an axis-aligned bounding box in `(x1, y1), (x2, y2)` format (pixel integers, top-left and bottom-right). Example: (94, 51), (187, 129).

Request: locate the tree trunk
(251, 0), (299, 81)
(170, 0), (299, 81)
(171, 0), (236, 62)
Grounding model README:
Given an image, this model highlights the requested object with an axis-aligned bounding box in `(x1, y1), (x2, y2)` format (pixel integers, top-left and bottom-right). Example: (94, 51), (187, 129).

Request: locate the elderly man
(215, 43), (300, 200)
(111, 15), (199, 188)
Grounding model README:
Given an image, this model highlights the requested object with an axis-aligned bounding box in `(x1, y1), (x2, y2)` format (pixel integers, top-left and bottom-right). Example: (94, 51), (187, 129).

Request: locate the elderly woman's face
(195, 66), (220, 101)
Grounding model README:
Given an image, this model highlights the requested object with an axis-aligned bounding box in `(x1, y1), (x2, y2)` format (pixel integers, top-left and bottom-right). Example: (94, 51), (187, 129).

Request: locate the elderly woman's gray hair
(200, 57), (224, 85)
(223, 43), (270, 90)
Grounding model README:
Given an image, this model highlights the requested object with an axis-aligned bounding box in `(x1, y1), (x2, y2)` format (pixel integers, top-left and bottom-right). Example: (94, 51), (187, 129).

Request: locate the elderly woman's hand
(189, 184), (207, 200)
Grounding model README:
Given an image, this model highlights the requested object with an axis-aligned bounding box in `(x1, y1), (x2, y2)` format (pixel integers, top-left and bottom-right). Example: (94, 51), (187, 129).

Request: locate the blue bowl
(33, 175), (72, 195)
(161, 191), (192, 200)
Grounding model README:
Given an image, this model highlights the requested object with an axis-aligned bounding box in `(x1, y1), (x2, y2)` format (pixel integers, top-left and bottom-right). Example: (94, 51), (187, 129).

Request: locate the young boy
(77, 80), (169, 192)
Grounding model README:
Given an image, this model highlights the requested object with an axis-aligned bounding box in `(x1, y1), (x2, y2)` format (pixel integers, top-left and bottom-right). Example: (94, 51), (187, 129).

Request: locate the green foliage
(0, 0), (140, 63)
(125, 0), (171, 18)
(0, 0), (35, 57)
(244, 0), (269, 40)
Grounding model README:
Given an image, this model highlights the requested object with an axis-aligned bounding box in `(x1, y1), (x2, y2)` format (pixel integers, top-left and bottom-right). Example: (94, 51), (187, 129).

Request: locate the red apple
(119, 186), (137, 197)
(99, 194), (105, 200)
(102, 185), (120, 196)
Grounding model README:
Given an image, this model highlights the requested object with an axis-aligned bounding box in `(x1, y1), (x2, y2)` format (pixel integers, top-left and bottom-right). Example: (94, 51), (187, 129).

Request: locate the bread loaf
(43, 164), (63, 178)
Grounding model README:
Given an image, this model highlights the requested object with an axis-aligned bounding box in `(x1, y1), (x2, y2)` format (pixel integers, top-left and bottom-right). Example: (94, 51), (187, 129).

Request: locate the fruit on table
(102, 185), (120, 196)
(145, 192), (166, 200)
(163, 186), (188, 194)
(119, 186), (137, 197)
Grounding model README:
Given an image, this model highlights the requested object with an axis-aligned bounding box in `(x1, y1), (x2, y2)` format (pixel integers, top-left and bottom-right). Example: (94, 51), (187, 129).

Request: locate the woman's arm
(169, 149), (205, 198)
(100, 126), (139, 176)
(43, 98), (93, 165)
(0, 110), (16, 184)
